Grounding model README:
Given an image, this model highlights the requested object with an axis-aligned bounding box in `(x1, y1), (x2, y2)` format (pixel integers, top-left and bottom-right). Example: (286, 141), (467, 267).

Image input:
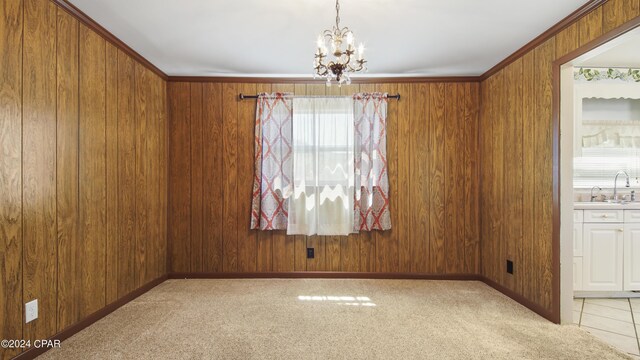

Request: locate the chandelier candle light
(314, 0), (367, 86)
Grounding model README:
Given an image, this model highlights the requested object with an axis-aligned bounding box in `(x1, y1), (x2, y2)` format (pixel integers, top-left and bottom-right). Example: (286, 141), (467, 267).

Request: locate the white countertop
(574, 202), (640, 210)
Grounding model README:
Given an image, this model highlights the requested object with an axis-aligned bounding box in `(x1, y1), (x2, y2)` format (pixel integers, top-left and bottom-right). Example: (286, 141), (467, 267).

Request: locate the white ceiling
(578, 29), (640, 68)
(68, 0), (589, 77)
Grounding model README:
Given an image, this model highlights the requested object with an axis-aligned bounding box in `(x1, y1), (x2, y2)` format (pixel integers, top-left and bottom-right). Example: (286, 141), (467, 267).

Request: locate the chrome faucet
(613, 170), (630, 201)
(590, 186), (602, 202)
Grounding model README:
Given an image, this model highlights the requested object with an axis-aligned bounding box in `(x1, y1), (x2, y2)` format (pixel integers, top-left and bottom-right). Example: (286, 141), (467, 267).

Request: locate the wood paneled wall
(168, 82), (480, 274)
(479, 0), (640, 315)
(0, 1), (168, 359)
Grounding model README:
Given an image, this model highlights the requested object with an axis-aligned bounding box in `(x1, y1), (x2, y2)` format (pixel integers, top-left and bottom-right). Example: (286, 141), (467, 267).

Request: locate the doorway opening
(558, 22), (640, 357)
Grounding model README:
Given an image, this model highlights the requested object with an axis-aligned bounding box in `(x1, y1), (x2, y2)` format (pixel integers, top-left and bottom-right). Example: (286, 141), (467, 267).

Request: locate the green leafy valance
(575, 68), (640, 82)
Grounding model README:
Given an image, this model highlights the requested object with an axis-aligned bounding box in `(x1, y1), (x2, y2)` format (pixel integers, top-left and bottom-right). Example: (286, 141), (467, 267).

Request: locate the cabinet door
(573, 257), (583, 291)
(583, 223), (624, 291)
(624, 224), (640, 291)
(574, 223), (583, 256)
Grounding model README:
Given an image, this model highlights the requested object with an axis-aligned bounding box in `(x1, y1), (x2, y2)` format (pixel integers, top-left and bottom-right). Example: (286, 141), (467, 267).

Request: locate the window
(287, 97), (355, 236)
(574, 97), (640, 188)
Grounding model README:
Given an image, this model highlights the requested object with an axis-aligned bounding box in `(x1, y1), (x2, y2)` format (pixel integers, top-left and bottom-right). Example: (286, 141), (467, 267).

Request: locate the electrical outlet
(307, 248), (315, 259)
(25, 299), (38, 323)
(506, 260), (514, 275)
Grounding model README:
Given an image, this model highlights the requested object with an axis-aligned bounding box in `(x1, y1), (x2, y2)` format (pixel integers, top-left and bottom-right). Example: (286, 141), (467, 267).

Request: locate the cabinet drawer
(624, 210), (640, 223)
(574, 210), (583, 223)
(584, 210), (624, 223)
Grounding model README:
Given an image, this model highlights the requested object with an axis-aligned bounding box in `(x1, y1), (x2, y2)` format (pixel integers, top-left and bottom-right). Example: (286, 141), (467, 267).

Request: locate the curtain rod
(238, 93), (401, 101)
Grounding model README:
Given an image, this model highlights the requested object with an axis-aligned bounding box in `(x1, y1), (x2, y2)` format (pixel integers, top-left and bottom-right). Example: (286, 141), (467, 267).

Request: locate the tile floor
(573, 297), (640, 358)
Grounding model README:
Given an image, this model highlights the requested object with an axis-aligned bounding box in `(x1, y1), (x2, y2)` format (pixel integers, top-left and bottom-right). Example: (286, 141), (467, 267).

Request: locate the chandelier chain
(335, 0), (340, 29)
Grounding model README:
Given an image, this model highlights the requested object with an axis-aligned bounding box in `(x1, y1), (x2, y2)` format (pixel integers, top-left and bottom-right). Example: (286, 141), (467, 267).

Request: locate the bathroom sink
(605, 199), (631, 204)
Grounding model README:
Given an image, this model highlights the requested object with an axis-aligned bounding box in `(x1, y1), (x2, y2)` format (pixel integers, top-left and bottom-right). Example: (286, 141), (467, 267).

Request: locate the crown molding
(481, 0), (607, 80)
(51, 0), (168, 80)
(166, 76), (482, 84)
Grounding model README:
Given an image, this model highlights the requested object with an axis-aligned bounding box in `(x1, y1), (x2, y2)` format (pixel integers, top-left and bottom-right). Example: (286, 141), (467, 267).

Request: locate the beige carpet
(38, 279), (631, 360)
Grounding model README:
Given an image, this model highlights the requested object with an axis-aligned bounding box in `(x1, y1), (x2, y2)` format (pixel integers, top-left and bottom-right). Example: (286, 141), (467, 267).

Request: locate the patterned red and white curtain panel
(353, 93), (391, 231)
(250, 93), (293, 230)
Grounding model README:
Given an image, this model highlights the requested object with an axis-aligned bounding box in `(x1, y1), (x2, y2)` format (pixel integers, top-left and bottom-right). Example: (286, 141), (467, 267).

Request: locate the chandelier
(314, 0), (367, 86)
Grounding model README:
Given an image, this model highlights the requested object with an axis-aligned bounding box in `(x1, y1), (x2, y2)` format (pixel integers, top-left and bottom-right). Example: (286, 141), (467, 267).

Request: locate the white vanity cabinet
(574, 208), (640, 291)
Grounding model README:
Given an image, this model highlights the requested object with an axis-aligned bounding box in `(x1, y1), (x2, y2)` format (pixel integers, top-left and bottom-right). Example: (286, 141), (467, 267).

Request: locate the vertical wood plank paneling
(105, 43), (118, 304)
(237, 83), (259, 272)
(1, 0), (169, 350)
(147, 74), (162, 281)
(134, 64), (149, 285)
(493, 72), (505, 284)
(396, 83), (411, 273)
(555, 23), (579, 59)
(150, 74), (165, 281)
(78, 23), (106, 317)
(452, 83), (466, 274)
(326, 235), (341, 271)
(603, 0), (638, 33)
(0, 0), (23, 357)
(464, 83), (479, 274)
(203, 82), (224, 272)
(410, 83), (429, 273)
(255, 84), (273, 272)
(577, 6), (603, 46)
(222, 83), (239, 272)
(503, 60), (523, 290)
(338, 84), (360, 272)
(117, 51), (136, 295)
(146, 75), (157, 280)
(375, 84), (399, 272)
(55, 7), (78, 332)
(534, 39), (555, 310)
(429, 83), (446, 273)
(483, 76), (497, 281)
(479, 79), (491, 279)
(521, 51), (536, 300)
(168, 82), (191, 273)
(190, 83), (203, 272)
(158, 79), (168, 276)
(443, 83), (457, 273)
(23, 0), (57, 342)
(483, 76), (495, 281)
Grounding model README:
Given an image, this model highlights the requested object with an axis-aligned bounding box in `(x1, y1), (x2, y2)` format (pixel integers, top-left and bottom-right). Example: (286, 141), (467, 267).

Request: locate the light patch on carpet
(297, 295), (376, 306)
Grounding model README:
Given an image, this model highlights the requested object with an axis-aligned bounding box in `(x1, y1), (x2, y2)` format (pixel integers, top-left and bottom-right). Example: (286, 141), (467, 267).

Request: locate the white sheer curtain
(287, 97), (355, 236)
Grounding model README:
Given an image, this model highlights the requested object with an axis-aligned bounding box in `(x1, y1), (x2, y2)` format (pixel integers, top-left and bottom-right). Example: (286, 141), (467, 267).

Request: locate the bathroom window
(574, 97), (640, 188)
